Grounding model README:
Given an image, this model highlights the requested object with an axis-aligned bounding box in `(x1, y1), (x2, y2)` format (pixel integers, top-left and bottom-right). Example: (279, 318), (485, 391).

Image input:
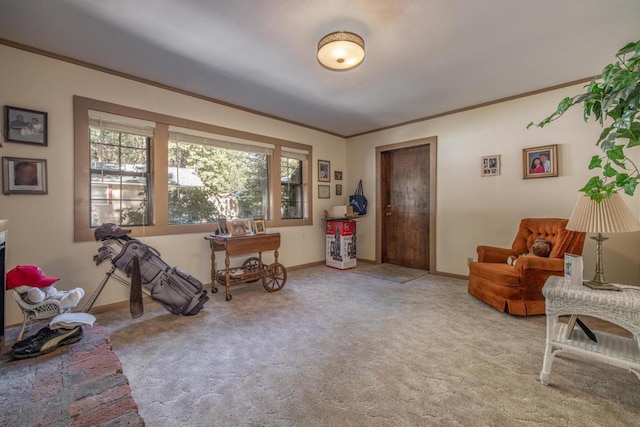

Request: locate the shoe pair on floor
(11, 325), (83, 359)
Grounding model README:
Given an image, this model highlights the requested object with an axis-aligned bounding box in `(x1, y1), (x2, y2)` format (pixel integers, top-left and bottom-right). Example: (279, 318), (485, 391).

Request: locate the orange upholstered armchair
(468, 218), (586, 316)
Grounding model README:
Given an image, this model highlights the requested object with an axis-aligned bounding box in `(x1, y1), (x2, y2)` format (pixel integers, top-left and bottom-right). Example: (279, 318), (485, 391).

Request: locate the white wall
(0, 45), (347, 325)
(347, 84), (640, 285)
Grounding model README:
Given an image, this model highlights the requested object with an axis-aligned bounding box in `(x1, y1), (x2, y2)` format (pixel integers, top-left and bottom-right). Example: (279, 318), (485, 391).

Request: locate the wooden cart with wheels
(204, 232), (287, 301)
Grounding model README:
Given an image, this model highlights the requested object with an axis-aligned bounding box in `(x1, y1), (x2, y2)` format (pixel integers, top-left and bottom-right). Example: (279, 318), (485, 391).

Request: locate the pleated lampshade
(566, 192), (640, 233)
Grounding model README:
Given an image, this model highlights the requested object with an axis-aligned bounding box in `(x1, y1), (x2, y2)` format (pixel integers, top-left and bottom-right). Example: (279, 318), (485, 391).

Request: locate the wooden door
(381, 145), (430, 270)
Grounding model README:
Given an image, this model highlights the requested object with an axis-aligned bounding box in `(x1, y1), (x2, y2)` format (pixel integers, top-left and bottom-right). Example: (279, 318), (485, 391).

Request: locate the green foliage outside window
(168, 141), (268, 224)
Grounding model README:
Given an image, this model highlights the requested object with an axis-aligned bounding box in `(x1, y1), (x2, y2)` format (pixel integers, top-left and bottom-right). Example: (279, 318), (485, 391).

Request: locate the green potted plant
(528, 40), (640, 201)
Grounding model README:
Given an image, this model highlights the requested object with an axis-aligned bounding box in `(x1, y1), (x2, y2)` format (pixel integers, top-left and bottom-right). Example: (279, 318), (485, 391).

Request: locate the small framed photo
(318, 160), (331, 182)
(216, 217), (230, 235)
(523, 144), (558, 179)
(318, 184), (330, 199)
(564, 253), (583, 286)
(336, 184), (343, 196)
(334, 170), (343, 181)
(230, 222), (247, 236)
(3, 157), (48, 195)
(4, 106), (48, 146)
(481, 155), (500, 177)
(254, 219), (266, 234)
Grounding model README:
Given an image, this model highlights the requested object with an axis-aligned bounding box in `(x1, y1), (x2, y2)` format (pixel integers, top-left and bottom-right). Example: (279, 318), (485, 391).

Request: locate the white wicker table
(540, 276), (640, 385)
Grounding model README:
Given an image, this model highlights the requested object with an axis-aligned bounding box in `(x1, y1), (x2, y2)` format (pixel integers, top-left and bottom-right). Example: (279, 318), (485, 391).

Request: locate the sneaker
(12, 325), (57, 349)
(11, 326), (83, 359)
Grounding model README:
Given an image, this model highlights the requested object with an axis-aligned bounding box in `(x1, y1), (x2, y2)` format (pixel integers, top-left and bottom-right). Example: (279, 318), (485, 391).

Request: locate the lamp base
(582, 280), (621, 291)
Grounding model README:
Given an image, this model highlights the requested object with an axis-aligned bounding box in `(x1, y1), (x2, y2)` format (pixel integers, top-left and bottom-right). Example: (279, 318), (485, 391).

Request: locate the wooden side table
(540, 276), (640, 385)
(204, 232), (286, 301)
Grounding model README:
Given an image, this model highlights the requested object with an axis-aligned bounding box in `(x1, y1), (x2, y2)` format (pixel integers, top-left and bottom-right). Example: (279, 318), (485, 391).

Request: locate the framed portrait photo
(217, 217), (230, 235)
(318, 159), (331, 182)
(244, 219), (253, 234)
(4, 106), (48, 146)
(3, 157), (48, 195)
(318, 184), (330, 199)
(254, 219), (266, 234)
(334, 170), (343, 181)
(564, 253), (583, 287)
(335, 184), (343, 196)
(523, 144), (558, 179)
(481, 155), (500, 177)
(229, 222), (247, 236)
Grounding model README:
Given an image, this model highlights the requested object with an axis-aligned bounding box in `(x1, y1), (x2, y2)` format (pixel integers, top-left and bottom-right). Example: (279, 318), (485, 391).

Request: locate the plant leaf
(623, 178), (640, 196)
(603, 163), (618, 177)
(588, 155), (602, 169)
(606, 145), (625, 161)
(620, 122), (640, 148)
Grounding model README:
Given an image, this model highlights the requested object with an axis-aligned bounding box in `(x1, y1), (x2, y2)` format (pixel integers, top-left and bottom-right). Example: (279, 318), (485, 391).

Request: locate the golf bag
(110, 239), (208, 316)
(90, 223), (208, 316)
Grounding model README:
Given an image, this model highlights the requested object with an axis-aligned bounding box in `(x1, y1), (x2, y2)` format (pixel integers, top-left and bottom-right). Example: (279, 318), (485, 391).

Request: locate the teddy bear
(16, 284), (85, 309)
(7, 265), (85, 310)
(507, 238), (552, 266)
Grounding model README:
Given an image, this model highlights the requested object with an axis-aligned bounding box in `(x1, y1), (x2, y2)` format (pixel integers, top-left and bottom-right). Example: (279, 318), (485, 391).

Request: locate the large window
(74, 97), (312, 241)
(89, 115), (154, 227)
(167, 130), (270, 224)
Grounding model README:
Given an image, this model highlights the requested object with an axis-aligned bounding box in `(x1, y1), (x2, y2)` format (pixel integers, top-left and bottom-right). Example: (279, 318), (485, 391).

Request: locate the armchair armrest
(514, 257), (565, 301)
(513, 256), (563, 273)
(476, 245), (516, 263)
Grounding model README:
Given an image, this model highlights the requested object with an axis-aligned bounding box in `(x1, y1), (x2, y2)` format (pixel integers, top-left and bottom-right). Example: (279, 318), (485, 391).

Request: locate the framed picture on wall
(318, 184), (330, 199)
(335, 184), (342, 196)
(481, 155), (500, 177)
(2, 156), (48, 195)
(318, 160), (331, 182)
(4, 106), (48, 146)
(334, 170), (343, 180)
(523, 144), (558, 179)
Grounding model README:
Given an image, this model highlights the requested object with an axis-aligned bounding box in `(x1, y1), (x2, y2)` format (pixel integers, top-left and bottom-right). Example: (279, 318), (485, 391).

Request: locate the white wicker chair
(11, 290), (68, 340)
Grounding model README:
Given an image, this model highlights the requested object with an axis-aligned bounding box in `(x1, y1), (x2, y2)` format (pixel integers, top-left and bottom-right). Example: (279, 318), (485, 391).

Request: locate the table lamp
(566, 192), (640, 290)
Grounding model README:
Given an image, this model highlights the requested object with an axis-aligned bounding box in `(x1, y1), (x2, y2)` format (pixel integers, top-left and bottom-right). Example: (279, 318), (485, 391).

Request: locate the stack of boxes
(325, 219), (356, 270)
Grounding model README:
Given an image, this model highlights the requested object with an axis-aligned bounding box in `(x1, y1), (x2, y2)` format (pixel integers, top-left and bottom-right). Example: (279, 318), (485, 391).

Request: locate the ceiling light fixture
(317, 31), (365, 71)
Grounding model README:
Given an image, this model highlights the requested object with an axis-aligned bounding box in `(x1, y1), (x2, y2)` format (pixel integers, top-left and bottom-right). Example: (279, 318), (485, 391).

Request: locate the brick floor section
(0, 324), (144, 426)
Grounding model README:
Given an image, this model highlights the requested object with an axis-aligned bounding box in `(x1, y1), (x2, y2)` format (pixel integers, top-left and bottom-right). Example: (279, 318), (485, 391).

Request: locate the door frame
(375, 137), (437, 273)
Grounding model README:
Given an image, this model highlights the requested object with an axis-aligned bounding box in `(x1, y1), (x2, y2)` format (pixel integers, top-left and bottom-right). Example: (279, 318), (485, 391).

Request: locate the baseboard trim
(87, 296), (155, 315)
(287, 261), (325, 271)
(435, 271), (469, 280)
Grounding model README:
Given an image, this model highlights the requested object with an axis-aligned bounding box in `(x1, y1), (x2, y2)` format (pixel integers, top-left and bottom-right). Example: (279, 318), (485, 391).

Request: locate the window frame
(89, 127), (152, 227)
(280, 156), (304, 219)
(74, 96), (313, 242)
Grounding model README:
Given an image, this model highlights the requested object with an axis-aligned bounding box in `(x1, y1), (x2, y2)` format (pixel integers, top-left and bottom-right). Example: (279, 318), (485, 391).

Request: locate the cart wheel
(242, 257), (263, 282)
(226, 294), (232, 301)
(211, 287), (218, 293)
(263, 262), (287, 292)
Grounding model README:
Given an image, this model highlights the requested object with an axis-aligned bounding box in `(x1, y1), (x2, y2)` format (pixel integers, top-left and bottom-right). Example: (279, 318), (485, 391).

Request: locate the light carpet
(94, 265), (640, 426)
(352, 263), (429, 283)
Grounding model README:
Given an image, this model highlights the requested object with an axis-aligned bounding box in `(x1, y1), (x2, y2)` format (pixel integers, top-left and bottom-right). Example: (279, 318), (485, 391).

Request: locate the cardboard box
(327, 205), (348, 218)
(326, 220), (357, 269)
